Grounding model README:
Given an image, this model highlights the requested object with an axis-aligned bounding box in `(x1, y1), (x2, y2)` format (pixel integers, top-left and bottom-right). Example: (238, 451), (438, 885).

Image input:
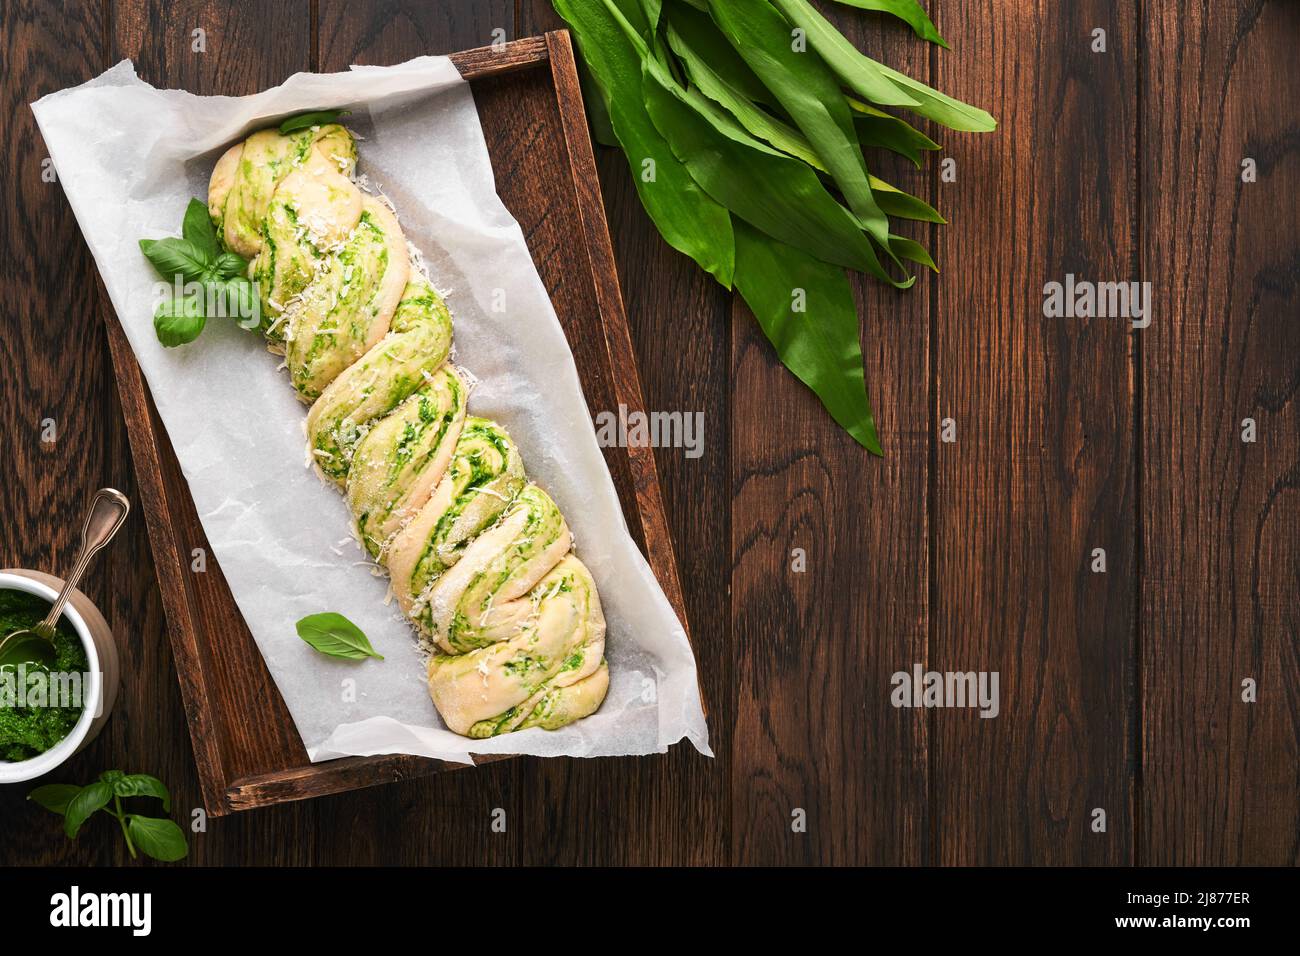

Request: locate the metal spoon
(0, 488), (129, 669)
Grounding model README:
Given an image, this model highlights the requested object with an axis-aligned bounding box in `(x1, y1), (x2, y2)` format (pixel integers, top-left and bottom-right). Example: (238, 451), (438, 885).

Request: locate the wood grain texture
(728, 6), (930, 865)
(2, 0), (1296, 866)
(113, 0), (308, 91)
(1140, 0), (1300, 865)
(929, 0), (1137, 864)
(318, 0), (512, 67)
(0, 0), (118, 866)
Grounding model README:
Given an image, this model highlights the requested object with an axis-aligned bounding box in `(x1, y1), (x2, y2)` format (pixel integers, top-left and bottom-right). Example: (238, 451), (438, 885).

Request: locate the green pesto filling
(0, 590), (89, 763)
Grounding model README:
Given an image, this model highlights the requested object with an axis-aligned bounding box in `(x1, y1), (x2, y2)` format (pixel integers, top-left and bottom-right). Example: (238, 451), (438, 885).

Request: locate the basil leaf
(296, 612), (385, 661)
(113, 773), (172, 811)
(182, 198), (220, 260)
(213, 251), (248, 278)
(28, 783), (83, 816)
(201, 276), (261, 329)
(126, 815), (189, 862)
(64, 780), (113, 839)
(732, 219), (882, 454)
(554, 0), (736, 287)
(154, 295), (206, 348)
(278, 109), (350, 135)
(139, 236), (211, 284)
(706, 0), (892, 248)
(827, 0), (949, 49)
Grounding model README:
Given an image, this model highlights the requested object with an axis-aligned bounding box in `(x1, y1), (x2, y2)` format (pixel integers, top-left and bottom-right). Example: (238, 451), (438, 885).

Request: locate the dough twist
(209, 123), (608, 737)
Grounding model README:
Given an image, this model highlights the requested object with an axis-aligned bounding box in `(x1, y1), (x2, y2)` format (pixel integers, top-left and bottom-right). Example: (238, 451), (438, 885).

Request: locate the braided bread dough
(208, 123), (608, 737)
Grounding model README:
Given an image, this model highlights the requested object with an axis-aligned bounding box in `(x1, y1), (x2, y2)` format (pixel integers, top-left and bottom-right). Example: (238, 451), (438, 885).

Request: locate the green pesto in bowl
(0, 589), (89, 762)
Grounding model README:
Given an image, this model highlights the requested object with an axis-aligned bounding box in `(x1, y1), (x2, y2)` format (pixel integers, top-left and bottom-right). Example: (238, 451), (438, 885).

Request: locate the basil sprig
(296, 612), (385, 661)
(139, 198), (258, 348)
(279, 108), (350, 134)
(29, 770), (189, 863)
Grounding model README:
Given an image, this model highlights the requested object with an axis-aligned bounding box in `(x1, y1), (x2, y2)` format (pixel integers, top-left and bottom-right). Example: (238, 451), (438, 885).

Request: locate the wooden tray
(100, 31), (690, 816)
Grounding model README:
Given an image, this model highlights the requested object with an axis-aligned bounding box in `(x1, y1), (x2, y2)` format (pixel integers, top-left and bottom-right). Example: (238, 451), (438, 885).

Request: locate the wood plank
(728, 6), (930, 865)
(514, 0), (730, 865)
(929, 0), (1137, 864)
(113, 0), (308, 92)
(1140, 0), (1300, 865)
(0, 0), (120, 864)
(318, 0), (513, 67)
(450, 36), (548, 78)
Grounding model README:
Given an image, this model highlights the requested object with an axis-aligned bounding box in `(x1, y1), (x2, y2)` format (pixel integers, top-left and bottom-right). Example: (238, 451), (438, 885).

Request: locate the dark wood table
(2, 0), (1295, 866)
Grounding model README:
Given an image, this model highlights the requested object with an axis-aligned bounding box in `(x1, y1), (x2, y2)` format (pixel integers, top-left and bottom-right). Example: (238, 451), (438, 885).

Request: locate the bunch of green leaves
(139, 199), (258, 347)
(29, 770), (189, 862)
(553, 0), (995, 453)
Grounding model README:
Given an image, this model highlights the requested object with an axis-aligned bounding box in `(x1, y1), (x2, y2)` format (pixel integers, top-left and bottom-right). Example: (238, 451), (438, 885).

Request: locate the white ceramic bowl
(0, 572), (106, 784)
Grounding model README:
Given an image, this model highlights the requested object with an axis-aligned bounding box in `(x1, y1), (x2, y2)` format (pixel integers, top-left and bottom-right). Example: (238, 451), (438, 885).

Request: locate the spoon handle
(39, 488), (130, 636)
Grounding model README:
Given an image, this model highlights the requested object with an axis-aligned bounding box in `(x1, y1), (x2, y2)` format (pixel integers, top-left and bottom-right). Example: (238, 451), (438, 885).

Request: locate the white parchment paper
(32, 57), (710, 764)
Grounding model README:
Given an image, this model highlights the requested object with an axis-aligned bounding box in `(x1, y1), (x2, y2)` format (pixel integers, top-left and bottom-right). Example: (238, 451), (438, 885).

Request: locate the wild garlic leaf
(664, 2), (771, 106)
(552, 0), (996, 453)
(554, 0), (736, 287)
(278, 109), (350, 135)
(706, 0), (892, 248)
(828, 0), (949, 49)
(874, 60), (998, 132)
(773, 0), (995, 131)
(889, 234), (938, 272)
(665, 18), (826, 171)
(640, 57), (911, 287)
(732, 220), (883, 455)
(764, 0), (921, 108)
(296, 612), (385, 661)
(868, 174), (946, 223)
(849, 99), (941, 167)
